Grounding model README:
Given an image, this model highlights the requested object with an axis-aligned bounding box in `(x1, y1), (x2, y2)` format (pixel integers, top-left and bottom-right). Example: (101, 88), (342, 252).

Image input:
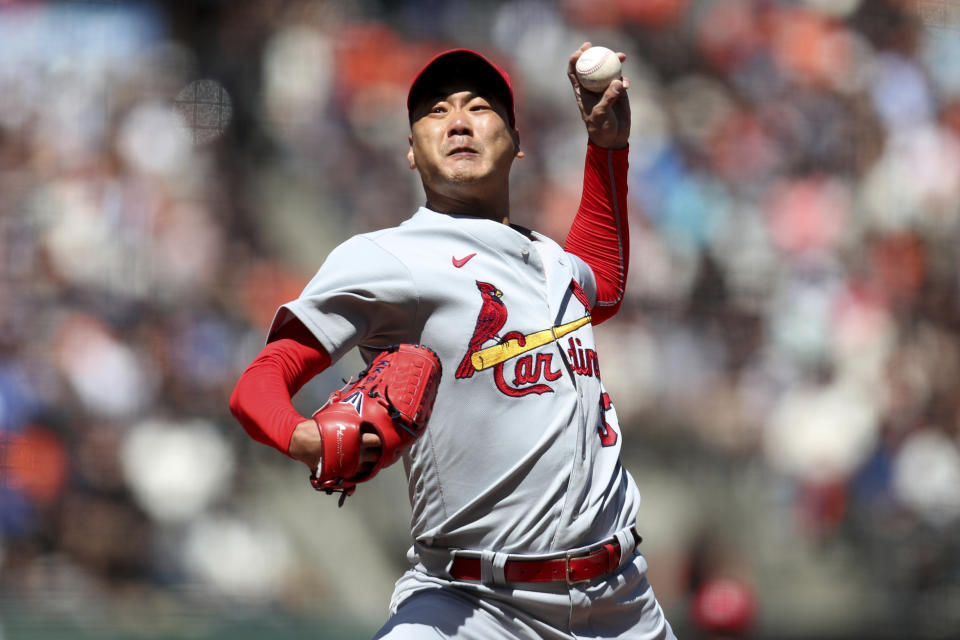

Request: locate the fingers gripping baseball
(310, 344), (442, 505)
(568, 42), (631, 149)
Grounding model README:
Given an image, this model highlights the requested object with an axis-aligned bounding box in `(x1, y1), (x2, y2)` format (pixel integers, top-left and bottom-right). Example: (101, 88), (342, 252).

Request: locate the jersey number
(597, 392), (618, 447)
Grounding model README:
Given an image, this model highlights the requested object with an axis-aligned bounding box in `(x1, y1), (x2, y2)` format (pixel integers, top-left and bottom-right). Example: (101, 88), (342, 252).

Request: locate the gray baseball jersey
(270, 207), (640, 552)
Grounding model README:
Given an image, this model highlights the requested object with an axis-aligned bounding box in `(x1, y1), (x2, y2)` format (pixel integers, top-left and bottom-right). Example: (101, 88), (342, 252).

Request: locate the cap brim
(407, 49), (515, 128)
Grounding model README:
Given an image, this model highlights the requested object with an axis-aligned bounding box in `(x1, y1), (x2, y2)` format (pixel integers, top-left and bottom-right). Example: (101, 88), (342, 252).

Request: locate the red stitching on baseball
(577, 51), (611, 75)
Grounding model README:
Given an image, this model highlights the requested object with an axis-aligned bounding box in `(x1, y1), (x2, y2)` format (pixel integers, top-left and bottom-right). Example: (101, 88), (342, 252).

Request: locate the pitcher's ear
(513, 129), (523, 158)
(407, 135), (417, 169)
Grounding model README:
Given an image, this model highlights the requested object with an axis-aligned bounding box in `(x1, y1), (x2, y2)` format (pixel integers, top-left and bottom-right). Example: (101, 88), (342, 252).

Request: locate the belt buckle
(565, 552), (591, 585)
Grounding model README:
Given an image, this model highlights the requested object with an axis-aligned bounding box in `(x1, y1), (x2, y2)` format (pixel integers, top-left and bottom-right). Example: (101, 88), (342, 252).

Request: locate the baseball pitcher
(230, 43), (676, 639)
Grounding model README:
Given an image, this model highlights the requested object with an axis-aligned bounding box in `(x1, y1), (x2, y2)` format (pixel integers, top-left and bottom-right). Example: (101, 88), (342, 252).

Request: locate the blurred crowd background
(1, 0), (959, 638)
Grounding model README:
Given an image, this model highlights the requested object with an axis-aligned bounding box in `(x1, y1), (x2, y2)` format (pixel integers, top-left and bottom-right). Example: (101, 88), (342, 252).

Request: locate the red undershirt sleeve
(229, 321), (331, 456)
(563, 141), (630, 325)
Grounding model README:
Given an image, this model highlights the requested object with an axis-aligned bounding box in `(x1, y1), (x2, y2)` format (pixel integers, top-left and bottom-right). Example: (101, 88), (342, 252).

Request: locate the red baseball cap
(407, 49), (516, 128)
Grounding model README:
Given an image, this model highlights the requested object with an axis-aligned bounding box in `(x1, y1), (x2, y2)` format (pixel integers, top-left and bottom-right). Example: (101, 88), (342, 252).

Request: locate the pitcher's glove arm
(309, 344), (441, 506)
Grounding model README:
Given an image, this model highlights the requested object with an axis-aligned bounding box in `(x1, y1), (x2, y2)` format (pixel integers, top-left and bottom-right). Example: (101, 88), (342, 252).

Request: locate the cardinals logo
(455, 279), (617, 444)
(456, 280), (599, 397)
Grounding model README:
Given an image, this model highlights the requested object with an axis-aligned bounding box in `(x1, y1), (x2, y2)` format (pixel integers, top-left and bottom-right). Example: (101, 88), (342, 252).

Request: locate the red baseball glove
(310, 344), (441, 506)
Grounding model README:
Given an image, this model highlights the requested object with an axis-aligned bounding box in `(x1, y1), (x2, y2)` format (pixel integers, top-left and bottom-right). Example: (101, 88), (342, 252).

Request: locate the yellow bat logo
(470, 315), (591, 372)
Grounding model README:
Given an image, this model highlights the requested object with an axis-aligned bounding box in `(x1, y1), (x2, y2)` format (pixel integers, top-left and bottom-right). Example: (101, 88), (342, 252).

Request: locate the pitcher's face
(408, 85), (520, 201)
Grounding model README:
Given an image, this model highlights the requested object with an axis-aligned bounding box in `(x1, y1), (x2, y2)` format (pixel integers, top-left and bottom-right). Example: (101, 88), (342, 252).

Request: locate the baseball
(575, 46), (622, 93)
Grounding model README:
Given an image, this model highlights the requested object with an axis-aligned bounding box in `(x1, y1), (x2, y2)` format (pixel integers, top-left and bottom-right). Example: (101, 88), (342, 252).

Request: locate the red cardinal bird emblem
(456, 281), (507, 378)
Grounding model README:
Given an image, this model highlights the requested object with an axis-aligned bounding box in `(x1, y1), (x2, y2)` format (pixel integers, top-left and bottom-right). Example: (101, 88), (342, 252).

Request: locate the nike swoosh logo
(470, 315), (592, 371)
(452, 253), (477, 268)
